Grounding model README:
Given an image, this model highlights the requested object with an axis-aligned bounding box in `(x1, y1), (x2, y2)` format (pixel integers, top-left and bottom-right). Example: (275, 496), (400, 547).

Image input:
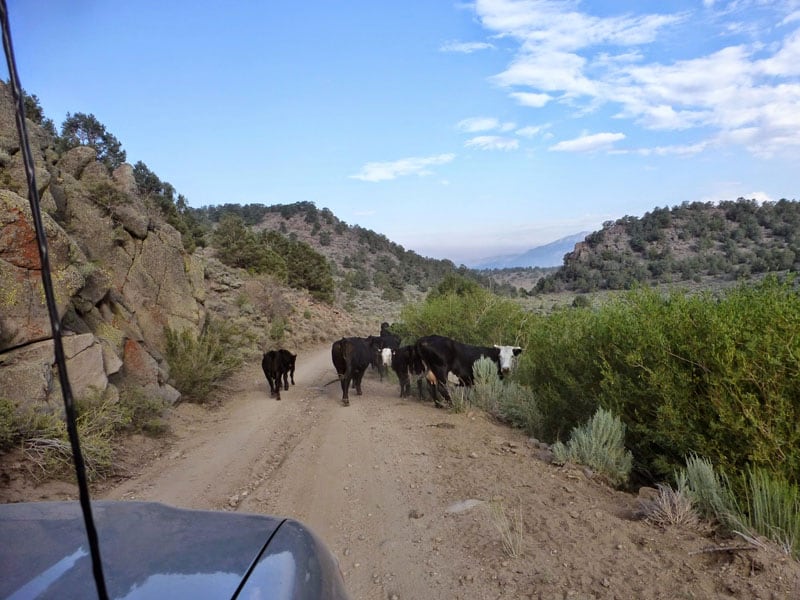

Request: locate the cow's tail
(323, 377), (341, 387)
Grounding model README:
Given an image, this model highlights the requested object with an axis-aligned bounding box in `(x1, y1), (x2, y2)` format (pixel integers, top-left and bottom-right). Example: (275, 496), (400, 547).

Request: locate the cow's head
(380, 347), (393, 367)
(494, 345), (523, 374)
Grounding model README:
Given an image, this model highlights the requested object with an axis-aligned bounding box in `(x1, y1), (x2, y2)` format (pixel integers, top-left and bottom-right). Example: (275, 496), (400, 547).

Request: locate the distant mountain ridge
(467, 232), (590, 269)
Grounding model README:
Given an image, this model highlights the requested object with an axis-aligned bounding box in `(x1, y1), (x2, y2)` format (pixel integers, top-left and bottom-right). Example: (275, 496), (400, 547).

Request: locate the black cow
(366, 331), (401, 381)
(390, 345), (425, 398)
(262, 349), (297, 400)
(331, 337), (372, 406)
(277, 348), (296, 388)
(414, 335), (523, 407)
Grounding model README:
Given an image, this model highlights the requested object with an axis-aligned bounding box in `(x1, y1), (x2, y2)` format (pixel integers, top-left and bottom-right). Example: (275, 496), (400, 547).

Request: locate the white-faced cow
(414, 334), (522, 407)
(331, 337), (372, 406)
(366, 327), (401, 381)
(261, 348), (297, 401)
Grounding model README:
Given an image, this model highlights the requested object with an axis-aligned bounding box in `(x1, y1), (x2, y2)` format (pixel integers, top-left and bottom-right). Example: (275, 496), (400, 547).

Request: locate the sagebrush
(551, 408), (633, 486)
(165, 318), (245, 402)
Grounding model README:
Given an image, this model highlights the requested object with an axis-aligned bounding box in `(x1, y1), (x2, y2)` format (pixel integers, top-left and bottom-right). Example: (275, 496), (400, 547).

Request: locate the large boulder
(57, 146), (97, 180)
(0, 190), (86, 350)
(0, 333), (108, 412)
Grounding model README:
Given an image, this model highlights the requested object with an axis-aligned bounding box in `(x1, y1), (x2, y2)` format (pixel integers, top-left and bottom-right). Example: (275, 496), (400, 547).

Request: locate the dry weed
(639, 483), (700, 529)
(487, 499), (525, 558)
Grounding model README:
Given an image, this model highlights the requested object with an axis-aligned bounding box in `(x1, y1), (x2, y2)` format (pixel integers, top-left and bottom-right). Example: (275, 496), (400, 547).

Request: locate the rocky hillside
(189, 201), (522, 308)
(536, 199), (800, 293)
(0, 82), (365, 419)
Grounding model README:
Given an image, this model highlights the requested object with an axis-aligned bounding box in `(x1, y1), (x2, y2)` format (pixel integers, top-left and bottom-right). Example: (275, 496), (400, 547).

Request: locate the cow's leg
(354, 368), (365, 396)
(289, 367), (295, 385)
(340, 376), (350, 405)
(437, 376), (452, 406)
(271, 375), (281, 400)
(398, 373), (409, 397)
(428, 366), (451, 408)
(283, 370), (290, 391)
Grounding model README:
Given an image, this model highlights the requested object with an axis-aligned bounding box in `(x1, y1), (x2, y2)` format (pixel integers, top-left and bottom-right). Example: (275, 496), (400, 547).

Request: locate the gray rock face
(0, 190), (86, 349)
(0, 81), (205, 412)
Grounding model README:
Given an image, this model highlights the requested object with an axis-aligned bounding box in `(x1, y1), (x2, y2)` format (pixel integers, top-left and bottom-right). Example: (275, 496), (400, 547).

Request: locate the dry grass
(487, 498), (525, 558)
(639, 483), (700, 529)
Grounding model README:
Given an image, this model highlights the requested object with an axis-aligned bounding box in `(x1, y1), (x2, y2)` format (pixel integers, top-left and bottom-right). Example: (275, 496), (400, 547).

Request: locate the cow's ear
(513, 347), (523, 356)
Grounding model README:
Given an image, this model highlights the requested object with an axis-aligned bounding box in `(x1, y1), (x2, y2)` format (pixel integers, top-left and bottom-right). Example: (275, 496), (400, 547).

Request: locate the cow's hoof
(342, 400), (349, 406)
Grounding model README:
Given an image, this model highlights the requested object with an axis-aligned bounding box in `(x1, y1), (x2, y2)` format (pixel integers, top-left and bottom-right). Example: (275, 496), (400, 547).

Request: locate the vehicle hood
(0, 500), (348, 600)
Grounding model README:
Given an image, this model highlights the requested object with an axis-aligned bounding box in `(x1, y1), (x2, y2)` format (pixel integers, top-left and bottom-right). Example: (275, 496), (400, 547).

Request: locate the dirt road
(99, 345), (800, 600)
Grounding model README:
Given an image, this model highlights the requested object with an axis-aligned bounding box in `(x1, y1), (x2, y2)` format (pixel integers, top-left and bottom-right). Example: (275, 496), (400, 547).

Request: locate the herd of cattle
(262, 322), (523, 407)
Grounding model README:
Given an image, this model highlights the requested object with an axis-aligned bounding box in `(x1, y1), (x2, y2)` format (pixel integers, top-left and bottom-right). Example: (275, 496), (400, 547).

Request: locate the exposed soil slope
(6, 345), (800, 599)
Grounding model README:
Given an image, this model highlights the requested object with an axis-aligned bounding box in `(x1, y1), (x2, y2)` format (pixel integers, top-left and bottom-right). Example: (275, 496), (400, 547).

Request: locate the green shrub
(514, 308), (601, 441)
(497, 382), (542, 437)
(680, 454), (737, 527)
(515, 277), (800, 485)
(87, 180), (130, 213)
(597, 277), (800, 484)
(165, 318), (244, 402)
(551, 408), (633, 486)
(469, 357), (506, 412)
(400, 285), (526, 346)
(269, 317), (287, 343)
(680, 456), (800, 558)
(468, 358), (542, 436)
(736, 467), (800, 557)
(117, 386), (169, 436)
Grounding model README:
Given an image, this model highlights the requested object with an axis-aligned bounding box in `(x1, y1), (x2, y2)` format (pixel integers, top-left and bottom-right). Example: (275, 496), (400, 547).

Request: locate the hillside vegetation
(536, 198), (800, 293)
(191, 200), (521, 304)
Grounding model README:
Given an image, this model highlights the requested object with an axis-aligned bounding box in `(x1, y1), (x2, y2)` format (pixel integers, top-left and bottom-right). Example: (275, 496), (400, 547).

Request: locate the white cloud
(515, 124), (548, 137)
(457, 117), (500, 132)
(472, 0), (800, 158)
(549, 132), (625, 152)
(440, 40), (495, 53)
(747, 191), (773, 204)
(465, 135), (519, 150)
(636, 141), (709, 157)
(510, 91), (551, 107)
(349, 153), (456, 182)
(781, 11), (800, 26)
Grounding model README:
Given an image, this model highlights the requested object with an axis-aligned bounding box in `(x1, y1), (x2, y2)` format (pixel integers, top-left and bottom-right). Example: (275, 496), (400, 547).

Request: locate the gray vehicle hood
(0, 500), (349, 600)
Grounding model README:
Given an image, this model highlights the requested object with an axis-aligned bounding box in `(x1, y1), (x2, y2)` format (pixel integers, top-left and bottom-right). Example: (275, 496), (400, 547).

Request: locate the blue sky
(4, 1), (800, 265)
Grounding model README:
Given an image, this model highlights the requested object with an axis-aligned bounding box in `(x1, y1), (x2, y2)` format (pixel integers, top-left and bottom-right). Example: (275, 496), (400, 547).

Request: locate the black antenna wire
(0, 3), (110, 599)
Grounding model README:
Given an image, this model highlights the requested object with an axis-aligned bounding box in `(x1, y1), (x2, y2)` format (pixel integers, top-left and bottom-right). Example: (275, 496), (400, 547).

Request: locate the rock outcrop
(0, 82), (201, 413)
